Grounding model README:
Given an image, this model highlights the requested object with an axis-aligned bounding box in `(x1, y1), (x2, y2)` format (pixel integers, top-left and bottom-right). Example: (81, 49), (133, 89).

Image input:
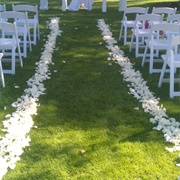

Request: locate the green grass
(0, 0), (180, 179)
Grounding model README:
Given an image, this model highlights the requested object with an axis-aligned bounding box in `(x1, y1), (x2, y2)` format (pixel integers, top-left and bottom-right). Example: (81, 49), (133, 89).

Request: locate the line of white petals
(97, 19), (180, 166)
(0, 17), (61, 179)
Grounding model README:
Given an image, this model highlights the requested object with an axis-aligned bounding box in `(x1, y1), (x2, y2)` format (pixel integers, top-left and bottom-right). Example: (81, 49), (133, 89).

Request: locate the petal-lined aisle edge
(97, 19), (180, 165)
(0, 18), (61, 179)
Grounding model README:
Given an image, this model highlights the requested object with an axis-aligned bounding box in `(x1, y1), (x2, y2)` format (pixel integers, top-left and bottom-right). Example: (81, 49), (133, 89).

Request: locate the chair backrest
(0, 22), (19, 51)
(0, 4), (6, 12)
(122, 7), (149, 21)
(0, 11), (30, 31)
(152, 7), (177, 15)
(12, 4), (39, 22)
(0, 21), (18, 37)
(167, 14), (180, 24)
(1, 11), (28, 21)
(134, 14), (164, 30)
(150, 23), (180, 39)
(0, 21), (16, 33)
(152, 7), (177, 21)
(148, 23), (180, 44)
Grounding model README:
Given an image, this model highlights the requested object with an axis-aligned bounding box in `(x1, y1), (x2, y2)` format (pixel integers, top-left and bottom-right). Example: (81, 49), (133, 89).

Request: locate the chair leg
(37, 24), (40, 40)
(158, 61), (167, 88)
(129, 33), (134, 52)
(135, 37), (138, 58)
(0, 57), (5, 87)
(170, 65), (174, 98)
(17, 41), (23, 67)
(141, 44), (148, 67)
(124, 26), (127, 45)
(32, 24), (37, 45)
(12, 47), (16, 74)
(149, 47), (154, 74)
(119, 24), (123, 41)
(27, 30), (32, 52)
(23, 34), (27, 58)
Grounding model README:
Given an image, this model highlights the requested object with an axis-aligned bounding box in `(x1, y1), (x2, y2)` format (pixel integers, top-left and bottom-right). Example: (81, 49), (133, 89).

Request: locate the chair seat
(4, 27), (28, 35)
(133, 29), (151, 37)
(0, 38), (20, 49)
(16, 18), (38, 26)
(122, 20), (138, 27)
(123, 20), (142, 26)
(148, 39), (168, 49)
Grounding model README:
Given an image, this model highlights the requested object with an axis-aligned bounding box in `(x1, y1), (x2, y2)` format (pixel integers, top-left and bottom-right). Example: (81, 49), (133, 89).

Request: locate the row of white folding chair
(128, 13), (180, 59)
(0, 4), (40, 87)
(158, 35), (180, 98)
(0, 11), (32, 58)
(141, 23), (180, 74)
(0, 53), (5, 87)
(0, 22), (23, 75)
(12, 4), (40, 45)
(129, 14), (164, 58)
(119, 6), (177, 45)
(0, 4), (40, 45)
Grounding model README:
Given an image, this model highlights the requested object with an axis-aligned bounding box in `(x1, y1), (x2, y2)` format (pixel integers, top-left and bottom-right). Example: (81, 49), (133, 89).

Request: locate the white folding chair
(142, 23), (180, 74)
(129, 14), (163, 58)
(158, 35), (180, 98)
(0, 22), (23, 74)
(0, 53), (5, 87)
(1, 11), (32, 58)
(0, 4), (6, 12)
(12, 4), (40, 45)
(167, 14), (180, 24)
(118, 7), (149, 45)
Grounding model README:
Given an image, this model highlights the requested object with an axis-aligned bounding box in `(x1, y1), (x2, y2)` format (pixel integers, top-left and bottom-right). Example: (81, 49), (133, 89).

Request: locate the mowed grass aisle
(1, 0), (180, 179)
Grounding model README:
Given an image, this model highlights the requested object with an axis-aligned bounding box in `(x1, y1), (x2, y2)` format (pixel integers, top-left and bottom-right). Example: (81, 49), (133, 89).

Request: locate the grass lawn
(0, 0), (180, 179)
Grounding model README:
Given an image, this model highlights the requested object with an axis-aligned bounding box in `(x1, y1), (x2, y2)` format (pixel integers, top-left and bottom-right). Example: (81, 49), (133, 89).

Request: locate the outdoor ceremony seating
(0, 22), (23, 74)
(141, 23), (180, 74)
(118, 7), (149, 45)
(129, 13), (163, 58)
(158, 35), (180, 98)
(1, 11), (32, 58)
(0, 53), (5, 87)
(12, 4), (40, 45)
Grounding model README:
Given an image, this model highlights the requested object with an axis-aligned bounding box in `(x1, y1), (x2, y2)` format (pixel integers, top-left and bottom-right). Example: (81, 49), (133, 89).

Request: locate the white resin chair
(0, 53), (5, 87)
(142, 23), (180, 74)
(1, 11), (32, 58)
(12, 4), (40, 45)
(118, 7), (149, 45)
(0, 22), (23, 74)
(158, 35), (180, 98)
(129, 14), (163, 58)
